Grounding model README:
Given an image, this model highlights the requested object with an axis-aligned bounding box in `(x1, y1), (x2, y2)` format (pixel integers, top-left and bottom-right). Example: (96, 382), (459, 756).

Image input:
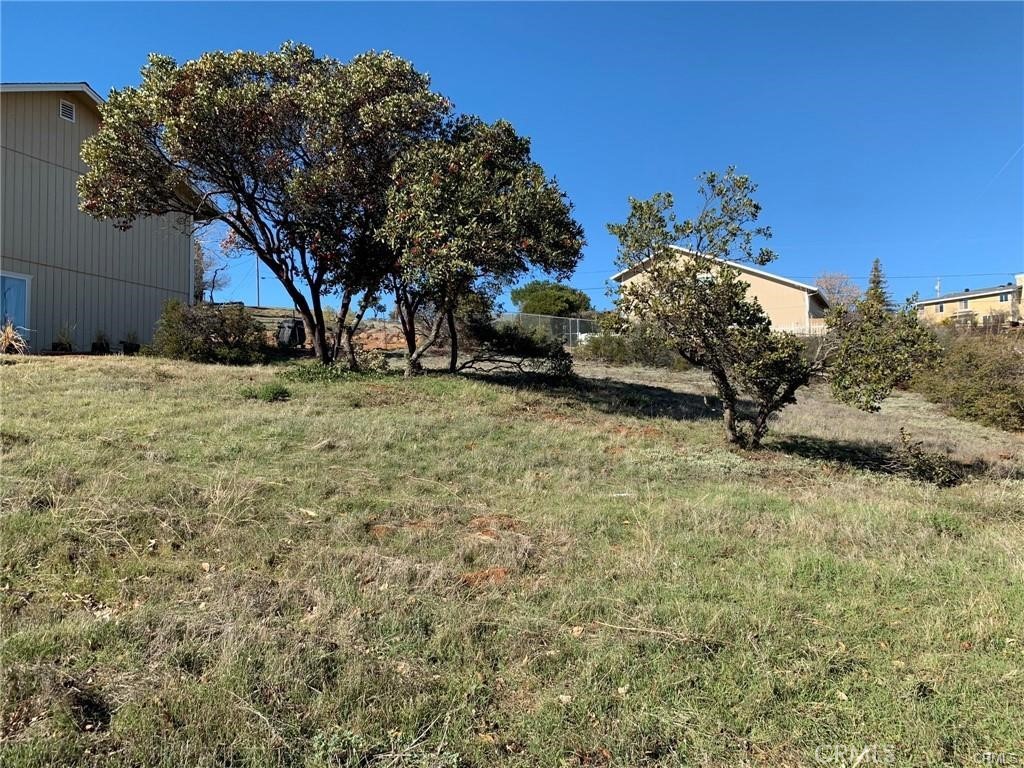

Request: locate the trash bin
(276, 318), (306, 348)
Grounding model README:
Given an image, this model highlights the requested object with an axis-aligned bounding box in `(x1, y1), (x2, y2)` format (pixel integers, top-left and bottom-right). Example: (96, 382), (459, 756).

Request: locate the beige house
(915, 276), (1023, 328)
(1, 82), (198, 352)
(611, 246), (830, 334)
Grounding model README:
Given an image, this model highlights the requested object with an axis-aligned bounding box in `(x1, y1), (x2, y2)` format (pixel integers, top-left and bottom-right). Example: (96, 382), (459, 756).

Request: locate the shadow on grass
(769, 434), (897, 473)
(769, 434), (990, 486)
(469, 370), (736, 423)
(473, 370), (991, 487)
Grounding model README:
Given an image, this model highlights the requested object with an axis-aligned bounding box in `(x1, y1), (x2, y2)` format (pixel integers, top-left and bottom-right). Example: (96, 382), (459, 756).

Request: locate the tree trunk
(340, 327), (358, 370)
(747, 409), (771, 449)
(394, 290), (422, 377)
(711, 369), (742, 445)
(446, 308), (458, 373)
(407, 311), (447, 377)
(332, 293), (352, 364)
(308, 292), (331, 365)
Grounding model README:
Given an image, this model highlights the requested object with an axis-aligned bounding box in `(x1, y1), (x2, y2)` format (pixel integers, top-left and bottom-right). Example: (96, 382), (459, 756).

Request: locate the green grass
(1, 356), (1023, 767)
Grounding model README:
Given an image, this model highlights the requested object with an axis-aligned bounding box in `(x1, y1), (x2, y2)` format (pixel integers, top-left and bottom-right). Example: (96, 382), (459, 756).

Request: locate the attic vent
(59, 99), (76, 123)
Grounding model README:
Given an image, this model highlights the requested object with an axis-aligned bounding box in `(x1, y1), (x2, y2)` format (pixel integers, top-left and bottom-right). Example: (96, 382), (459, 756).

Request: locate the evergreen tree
(865, 258), (894, 311)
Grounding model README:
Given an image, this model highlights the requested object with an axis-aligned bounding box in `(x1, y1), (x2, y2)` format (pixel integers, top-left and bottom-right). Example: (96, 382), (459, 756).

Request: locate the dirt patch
(459, 522), (534, 574)
(460, 566), (510, 588)
(367, 523), (397, 540)
(468, 514), (525, 533)
(364, 518), (439, 542)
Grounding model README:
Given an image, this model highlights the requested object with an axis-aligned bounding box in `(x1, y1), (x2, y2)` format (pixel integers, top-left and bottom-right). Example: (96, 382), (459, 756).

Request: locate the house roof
(0, 82), (104, 107)
(915, 282), (1020, 306)
(611, 246), (827, 302)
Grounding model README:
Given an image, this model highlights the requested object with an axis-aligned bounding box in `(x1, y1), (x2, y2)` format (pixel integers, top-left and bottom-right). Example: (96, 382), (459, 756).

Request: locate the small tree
(826, 261), (940, 410)
(510, 280), (592, 317)
(609, 170), (812, 448)
(192, 241), (229, 303)
(815, 272), (860, 312)
(382, 117), (584, 375)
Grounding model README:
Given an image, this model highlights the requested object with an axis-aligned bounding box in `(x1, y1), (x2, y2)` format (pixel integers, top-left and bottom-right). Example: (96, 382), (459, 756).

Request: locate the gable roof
(0, 82), (104, 108)
(916, 282), (1021, 306)
(611, 246), (827, 301)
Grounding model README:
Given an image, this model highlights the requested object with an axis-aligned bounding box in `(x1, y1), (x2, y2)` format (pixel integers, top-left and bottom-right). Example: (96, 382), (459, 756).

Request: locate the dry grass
(1, 355), (1022, 767)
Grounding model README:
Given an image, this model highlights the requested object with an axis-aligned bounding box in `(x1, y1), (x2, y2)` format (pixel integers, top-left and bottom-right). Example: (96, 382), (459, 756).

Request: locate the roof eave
(610, 246), (825, 299)
(0, 82), (104, 107)
(916, 287), (1019, 306)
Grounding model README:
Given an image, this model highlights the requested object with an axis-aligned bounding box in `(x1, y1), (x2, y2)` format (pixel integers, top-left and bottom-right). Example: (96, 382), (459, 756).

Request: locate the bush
(280, 362), (351, 384)
(352, 347), (390, 374)
(280, 348), (389, 384)
(460, 319), (573, 378)
(241, 381), (290, 402)
(890, 429), (977, 488)
(574, 328), (688, 370)
(913, 333), (1024, 431)
(151, 301), (266, 365)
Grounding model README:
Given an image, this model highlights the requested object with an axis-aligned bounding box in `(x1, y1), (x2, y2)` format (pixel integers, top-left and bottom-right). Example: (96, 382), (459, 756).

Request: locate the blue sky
(2, 2), (1022, 312)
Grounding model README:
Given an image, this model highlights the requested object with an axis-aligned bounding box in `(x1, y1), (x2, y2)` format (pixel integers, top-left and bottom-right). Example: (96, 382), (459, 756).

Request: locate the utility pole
(256, 254), (261, 307)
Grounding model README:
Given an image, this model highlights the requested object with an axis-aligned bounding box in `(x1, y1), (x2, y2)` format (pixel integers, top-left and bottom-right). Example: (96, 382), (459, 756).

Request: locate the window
(1000, 293), (1010, 302)
(0, 273), (30, 334)
(59, 99), (76, 122)
(959, 299), (969, 310)
(936, 303), (944, 313)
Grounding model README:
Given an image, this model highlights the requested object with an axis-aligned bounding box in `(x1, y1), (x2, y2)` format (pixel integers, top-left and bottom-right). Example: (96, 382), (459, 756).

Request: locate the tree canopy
(815, 272), (861, 312)
(609, 170), (812, 447)
(78, 43), (449, 363)
(381, 117), (584, 374)
(510, 280), (593, 317)
(826, 261), (939, 410)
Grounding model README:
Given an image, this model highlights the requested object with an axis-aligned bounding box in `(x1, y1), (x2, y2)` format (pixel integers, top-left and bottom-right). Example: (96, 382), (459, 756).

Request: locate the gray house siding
(0, 88), (192, 351)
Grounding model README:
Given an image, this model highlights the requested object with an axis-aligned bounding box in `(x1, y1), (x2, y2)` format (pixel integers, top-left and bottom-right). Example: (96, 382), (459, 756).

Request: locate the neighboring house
(915, 275), (1024, 328)
(611, 246), (830, 335)
(0, 82), (200, 352)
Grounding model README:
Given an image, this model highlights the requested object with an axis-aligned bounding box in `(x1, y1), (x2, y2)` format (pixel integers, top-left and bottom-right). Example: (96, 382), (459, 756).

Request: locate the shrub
(280, 362), (351, 384)
(352, 347), (389, 374)
(575, 328), (689, 370)
(151, 301), (266, 365)
(890, 428), (977, 488)
(241, 381), (290, 402)
(280, 347), (389, 383)
(459, 320), (573, 378)
(1, 322), (29, 355)
(913, 333), (1024, 431)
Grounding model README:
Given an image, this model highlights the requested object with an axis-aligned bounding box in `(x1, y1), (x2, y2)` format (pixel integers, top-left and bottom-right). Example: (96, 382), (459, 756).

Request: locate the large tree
(78, 43), (449, 364)
(381, 117), (585, 375)
(510, 280), (593, 317)
(609, 170), (812, 448)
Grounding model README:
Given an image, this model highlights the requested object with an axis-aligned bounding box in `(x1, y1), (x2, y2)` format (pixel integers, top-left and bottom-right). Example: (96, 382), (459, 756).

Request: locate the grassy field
(1, 356), (1022, 767)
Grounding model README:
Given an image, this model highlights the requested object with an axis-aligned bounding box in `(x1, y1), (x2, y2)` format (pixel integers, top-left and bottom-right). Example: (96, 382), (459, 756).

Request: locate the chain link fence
(496, 312), (601, 348)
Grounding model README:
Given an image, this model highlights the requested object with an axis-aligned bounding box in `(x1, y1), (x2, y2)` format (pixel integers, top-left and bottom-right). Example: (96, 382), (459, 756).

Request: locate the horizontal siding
(0, 91), (192, 351)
